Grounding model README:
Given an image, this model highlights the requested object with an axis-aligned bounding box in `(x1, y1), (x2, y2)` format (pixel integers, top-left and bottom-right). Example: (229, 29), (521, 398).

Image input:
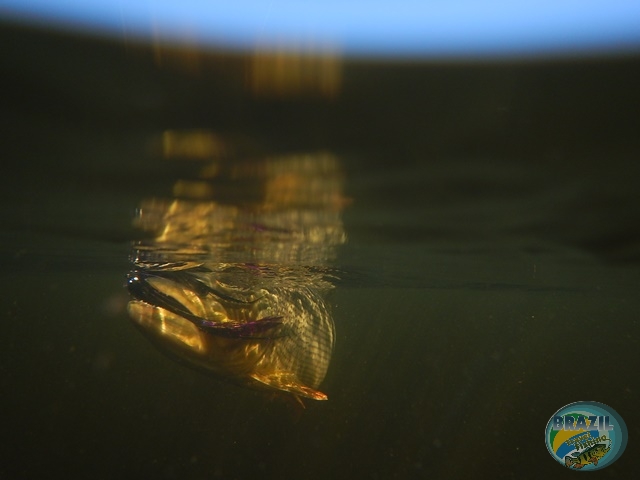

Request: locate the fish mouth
(126, 266), (283, 339)
(126, 269), (212, 327)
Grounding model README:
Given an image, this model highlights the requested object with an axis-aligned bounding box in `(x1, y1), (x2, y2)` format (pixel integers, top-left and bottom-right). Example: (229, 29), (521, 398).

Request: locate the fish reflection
(127, 147), (346, 402)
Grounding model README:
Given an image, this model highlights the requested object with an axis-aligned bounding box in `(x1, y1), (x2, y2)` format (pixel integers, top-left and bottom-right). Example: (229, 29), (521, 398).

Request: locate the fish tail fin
(564, 456), (576, 468)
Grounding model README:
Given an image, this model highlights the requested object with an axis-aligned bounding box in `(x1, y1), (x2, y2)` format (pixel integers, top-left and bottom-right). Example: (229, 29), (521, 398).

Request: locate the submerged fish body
(126, 152), (345, 401)
(127, 262), (335, 400)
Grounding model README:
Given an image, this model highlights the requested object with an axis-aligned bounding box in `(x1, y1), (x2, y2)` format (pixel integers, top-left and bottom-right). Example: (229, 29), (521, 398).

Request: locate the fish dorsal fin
(250, 372), (328, 400)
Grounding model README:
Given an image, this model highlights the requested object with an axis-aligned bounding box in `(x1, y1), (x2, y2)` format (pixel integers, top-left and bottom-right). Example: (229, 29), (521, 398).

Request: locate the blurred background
(1, 1), (639, 478)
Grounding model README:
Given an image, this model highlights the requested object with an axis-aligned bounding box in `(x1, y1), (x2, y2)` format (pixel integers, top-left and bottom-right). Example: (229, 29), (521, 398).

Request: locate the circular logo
(545, 401), (628, 470)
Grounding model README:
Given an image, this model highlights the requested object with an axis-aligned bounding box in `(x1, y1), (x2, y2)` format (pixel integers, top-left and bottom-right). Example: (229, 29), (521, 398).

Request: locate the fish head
(127, 269), (216, 367)
(126, 267), (263, 377)
(125, 264), (335, 400)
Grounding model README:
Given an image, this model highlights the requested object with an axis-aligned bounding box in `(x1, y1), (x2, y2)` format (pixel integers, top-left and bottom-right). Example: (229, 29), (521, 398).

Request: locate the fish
(126, 152), (346, 403)
(564, 443), (610, 469)
(127, 262), (335, 401)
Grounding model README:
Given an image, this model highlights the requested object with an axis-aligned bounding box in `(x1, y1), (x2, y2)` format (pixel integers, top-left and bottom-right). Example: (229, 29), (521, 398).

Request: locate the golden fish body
(127, 263), (335, 400)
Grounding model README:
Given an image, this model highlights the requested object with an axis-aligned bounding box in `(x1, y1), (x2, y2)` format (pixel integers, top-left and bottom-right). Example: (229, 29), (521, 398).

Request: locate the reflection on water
(126, 143), (347, 402)
(248, 49), (342, 98)
(142, 35), (342, 98)
(162, 129), (228, 160)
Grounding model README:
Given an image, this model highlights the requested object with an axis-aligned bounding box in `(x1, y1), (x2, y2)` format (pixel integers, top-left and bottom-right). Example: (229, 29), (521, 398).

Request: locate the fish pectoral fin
(250, 372), (328, 401)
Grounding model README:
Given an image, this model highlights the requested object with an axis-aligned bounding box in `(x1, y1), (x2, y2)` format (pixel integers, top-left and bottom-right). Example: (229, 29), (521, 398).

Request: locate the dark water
(1, 23), (639, 479)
